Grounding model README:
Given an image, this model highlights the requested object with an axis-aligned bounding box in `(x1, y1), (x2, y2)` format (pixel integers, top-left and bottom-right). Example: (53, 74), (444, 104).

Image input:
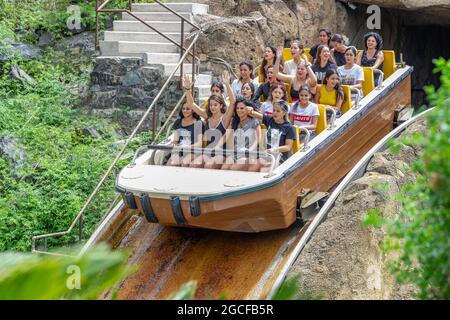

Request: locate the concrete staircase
(99, 1), (211, 102)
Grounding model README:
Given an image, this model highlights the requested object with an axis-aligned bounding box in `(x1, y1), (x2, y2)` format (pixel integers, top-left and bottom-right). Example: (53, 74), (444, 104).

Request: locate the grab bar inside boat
(373, 69), (384, 90)
(296, 127), (311, 151)
(325, 107), (337, 130)
(351, 88), (361, 110)
(130, 144), (279, 176)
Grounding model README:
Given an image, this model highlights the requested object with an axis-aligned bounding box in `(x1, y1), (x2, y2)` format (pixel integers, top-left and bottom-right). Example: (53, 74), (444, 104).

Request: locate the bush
(366, 58), (450, 299)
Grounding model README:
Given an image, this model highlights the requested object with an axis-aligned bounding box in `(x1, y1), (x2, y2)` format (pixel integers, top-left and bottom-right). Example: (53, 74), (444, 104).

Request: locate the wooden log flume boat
(115, 63), (413, 233)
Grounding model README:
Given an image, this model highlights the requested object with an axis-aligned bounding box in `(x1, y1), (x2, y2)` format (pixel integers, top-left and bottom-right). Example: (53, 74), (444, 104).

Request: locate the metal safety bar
(325, 107), (337, 130)
(32, 32), (202, 254)
(297, 127), (311, 151)
(351, 87), (361, 110)
(373, 69), (384, 90)
(130, 144), (278, 176)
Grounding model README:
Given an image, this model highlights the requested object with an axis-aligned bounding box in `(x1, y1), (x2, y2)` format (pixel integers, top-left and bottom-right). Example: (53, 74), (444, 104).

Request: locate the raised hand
(183, 74), (191, 89)
(222, 69), (230, 84)
(277, 46), (284, 60)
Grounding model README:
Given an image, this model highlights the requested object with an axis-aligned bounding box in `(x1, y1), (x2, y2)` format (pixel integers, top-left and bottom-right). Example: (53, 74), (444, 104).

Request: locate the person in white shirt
(283, 40), (310, 76)
(337, 46), (364, 102)
(260, 82), (288, 116)
(289, 85), (320, 138)
(231, 61), (259, 97)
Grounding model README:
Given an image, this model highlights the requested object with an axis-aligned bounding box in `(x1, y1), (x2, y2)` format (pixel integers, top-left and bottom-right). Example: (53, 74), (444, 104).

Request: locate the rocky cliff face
(194, 0), (348, 75)
(348, 0), (450, 19)
(288, 118), (427, 299)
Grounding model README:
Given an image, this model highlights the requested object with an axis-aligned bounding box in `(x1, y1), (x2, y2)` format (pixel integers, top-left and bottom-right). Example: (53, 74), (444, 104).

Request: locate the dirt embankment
(289, 118), (427, 299)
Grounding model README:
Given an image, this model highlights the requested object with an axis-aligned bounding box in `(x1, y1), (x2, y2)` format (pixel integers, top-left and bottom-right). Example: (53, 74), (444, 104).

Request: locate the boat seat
(382, 50), (396, 79)
(362, 67), (375, 96)
(283, 47), (312, 63)
(285, 82), (292, 103)
(316, 104), (328, 135)
(292, 125), (301, 153)
(341, 85), (353, 114)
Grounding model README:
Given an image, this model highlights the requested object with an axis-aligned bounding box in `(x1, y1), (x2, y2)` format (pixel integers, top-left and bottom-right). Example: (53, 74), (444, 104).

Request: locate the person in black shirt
(330, 34), (348, 67)
(167, 103), (204, 167)
(254, 65), (277, 102)
(311, 45), (337, 84)
(248, 100), (296, 171)
(309, 28), (332, 64)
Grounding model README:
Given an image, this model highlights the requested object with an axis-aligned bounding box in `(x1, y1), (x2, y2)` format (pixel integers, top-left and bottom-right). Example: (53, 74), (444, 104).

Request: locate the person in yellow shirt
(314, 69), (344, 116)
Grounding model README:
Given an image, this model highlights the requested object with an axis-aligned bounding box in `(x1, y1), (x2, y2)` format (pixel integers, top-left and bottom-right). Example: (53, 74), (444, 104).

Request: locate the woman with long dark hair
(248, 100), (296, 171)
(330, 34), (348, 67)
(310, 28), (332, 64)
(274, 47), (317, 102)
(221, 98), (261, 172)
(311, 45), (337, 84)
(314, 69), (344, 115)
(231, 61), (258, 97)
(167, 103), (204, 167)
(338, 46), (364, 101)
(357, 32), (385, 85)
(259, 45), (283, 82)
(184, 71), (235, 168)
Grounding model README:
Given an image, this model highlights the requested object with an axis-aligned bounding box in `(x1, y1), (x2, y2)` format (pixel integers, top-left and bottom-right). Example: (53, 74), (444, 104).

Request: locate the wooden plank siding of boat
(129, 74), (412, 233)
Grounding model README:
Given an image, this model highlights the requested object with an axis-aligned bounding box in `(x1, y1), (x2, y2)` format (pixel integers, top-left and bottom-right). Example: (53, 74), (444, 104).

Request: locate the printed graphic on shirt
(178, 130), (192, 145)
(269, 129), (281, 149)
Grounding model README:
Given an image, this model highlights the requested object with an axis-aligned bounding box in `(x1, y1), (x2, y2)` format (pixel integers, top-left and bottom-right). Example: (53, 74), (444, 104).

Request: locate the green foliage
(362, 208), (385, 229)
(272, 275), (323, 300)
(0, 244), (132, 299)
(0, 38), (123, 251)
(168, 280), (198, 300)
(367, 58), (450, 299)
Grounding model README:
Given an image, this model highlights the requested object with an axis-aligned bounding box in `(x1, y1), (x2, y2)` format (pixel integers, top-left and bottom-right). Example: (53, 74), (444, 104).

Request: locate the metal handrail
(373, 69), (384, 89)
(297, 127), (311, 151)
(154, 0), (200, 31)
(325, 106), (337, 130)
(31, 31), (202, 254)
(129, 144), (279, 177)
(351, 87), (361, 110)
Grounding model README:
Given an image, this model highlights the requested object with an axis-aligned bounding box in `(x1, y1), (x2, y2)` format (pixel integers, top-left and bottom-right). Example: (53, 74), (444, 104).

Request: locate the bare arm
(350, 80), (363, 90)
(314, 88), (321, 104)
(356, 51), (363, 66)
(298, 115), (318, 131)
(306, 61), (317, 87)
(184, 74), (207, 119)
(274, 47), (294, 83)
(335, 93), (344, 112)
(222, 70), (235, 128)
(372, 51), (384, 70)
(268, 139), (293, 154)
(248, 107), (263, 120)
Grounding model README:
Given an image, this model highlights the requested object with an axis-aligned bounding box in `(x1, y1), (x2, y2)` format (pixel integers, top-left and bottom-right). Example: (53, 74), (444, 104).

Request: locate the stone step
(193, 73), (212, 86)
(100, 40), (178, 55)
(131, 3), (208, 14)
(113, 20), (194, 33)
(122, 12), (193, 22)
(196, 84), (211, 97)
(144, 52), (181, 64)
(161, 63), (199, 76)
(104, 31), (183, 43)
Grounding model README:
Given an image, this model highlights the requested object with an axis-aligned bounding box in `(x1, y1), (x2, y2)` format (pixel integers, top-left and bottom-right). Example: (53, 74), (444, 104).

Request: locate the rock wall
(89, 57), (184, 135)
(195, 0), (348, 75)
(288, 118), (427, 299)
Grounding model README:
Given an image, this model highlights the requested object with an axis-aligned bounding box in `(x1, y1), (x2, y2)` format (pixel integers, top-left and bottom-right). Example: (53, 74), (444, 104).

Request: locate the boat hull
(123, 74), (411, 232)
